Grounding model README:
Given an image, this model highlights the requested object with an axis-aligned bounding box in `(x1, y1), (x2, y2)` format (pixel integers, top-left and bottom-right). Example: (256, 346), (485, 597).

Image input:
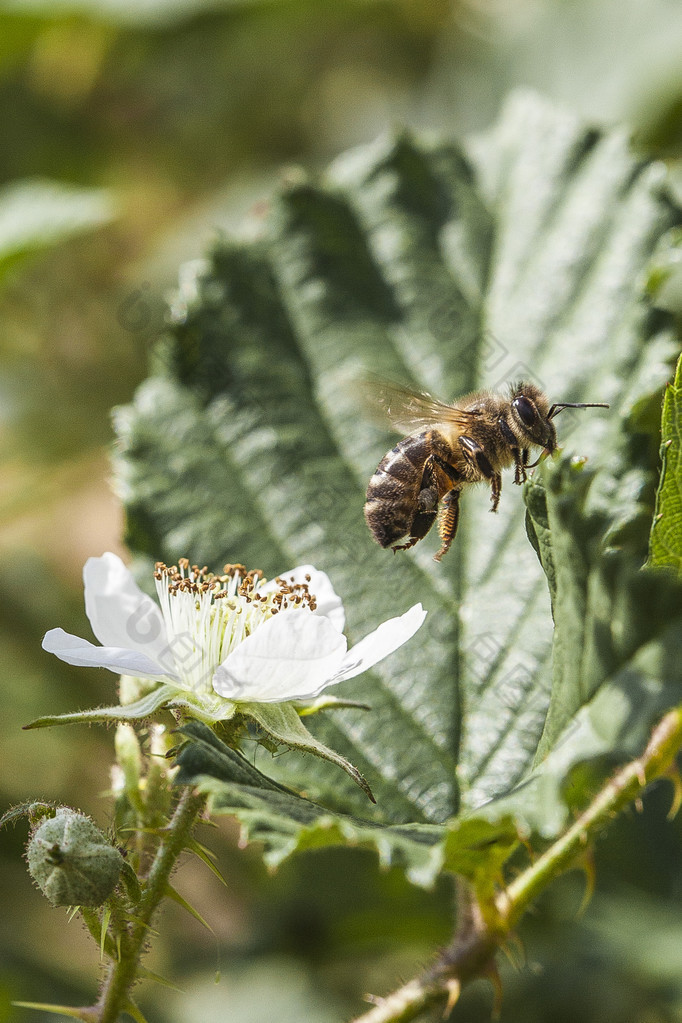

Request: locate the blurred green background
(3, 1), (682, 1021)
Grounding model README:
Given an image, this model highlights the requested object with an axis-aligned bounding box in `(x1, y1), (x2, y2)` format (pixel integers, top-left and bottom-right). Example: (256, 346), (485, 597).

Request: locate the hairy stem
(501, 707), (682, 924)
(96, 786), (206, 1023)
(351, 707), (682, 1023)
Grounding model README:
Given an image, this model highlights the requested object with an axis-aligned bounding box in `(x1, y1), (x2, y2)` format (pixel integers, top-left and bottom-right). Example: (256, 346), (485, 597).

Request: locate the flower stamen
(152, 560), (318, 694)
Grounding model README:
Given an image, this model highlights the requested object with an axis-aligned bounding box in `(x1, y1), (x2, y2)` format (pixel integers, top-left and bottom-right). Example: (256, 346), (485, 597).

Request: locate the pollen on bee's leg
(434, 490), (460, 561)
(433, 532), (454, 561)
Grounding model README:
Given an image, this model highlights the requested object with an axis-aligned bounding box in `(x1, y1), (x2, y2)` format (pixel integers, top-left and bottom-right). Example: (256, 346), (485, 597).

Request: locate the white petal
(258, 564), (345, 632)
(83, 553), (169, 664)
(334, 603), (427, 682)
(213, 608), (347, 702)
(42, 628), (173, 679)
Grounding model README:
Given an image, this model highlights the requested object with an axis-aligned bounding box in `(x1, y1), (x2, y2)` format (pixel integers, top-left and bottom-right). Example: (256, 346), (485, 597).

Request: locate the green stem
(350, 707), (682, 1023)
(502, 706), (682, 925)
(96, 786), (206, 1023)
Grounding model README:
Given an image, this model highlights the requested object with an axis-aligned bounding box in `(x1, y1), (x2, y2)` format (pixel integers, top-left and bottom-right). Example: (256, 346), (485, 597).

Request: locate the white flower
(42, 553), (426, 706)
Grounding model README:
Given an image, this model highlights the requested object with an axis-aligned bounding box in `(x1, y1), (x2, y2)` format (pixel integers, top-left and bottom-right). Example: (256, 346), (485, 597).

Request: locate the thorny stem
(351, 706), (682, 1023)
(95, 786), (206, 1023)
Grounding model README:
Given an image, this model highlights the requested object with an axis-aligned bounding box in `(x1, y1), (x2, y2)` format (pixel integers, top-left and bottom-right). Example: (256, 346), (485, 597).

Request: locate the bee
(364, 381), (608, 562)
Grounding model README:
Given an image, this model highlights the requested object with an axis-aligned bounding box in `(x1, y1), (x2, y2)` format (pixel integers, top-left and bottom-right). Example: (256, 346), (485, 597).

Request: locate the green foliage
(650, 351), (682, 570)
(4, 0), (682, 1016)
(0, 177), (114, 281)
(175, 722), (520, 888)
(528, 461), (682, 759)
(174, 722), (448, 886)
(3, 0), (303, 29)
(112, 91), (682, 888)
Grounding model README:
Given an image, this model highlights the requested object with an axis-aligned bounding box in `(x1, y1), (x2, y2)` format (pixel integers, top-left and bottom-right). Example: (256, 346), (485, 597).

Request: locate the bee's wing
(377, 383), (478, 431)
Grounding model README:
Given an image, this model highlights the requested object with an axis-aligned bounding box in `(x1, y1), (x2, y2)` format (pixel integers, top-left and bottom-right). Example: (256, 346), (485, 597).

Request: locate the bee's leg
(489, 472), (503, 512)
(499, 418), (526, 485)
(434, 489), (461, 562)
(391, 505), (438, 552)
(391, 456), (439, 553)
(459, 435), (494, 477)
(512, 447), (530, 485)
(459, 435), (503, 513)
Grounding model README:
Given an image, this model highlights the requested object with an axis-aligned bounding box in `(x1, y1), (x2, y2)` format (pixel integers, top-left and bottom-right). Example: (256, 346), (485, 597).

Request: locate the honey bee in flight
(364, 381), (608, 562)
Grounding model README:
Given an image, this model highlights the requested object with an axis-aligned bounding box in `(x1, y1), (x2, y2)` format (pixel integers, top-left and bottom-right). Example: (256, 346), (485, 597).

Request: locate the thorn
(483, 961), (503, 1020)
(363, 993), (382, 1007)
(501, 931), (525, 970)
(635, 797), (644, 814)
(442, 979), (461, 1018)
(576, 850), (596, 918)
(664, 765), (682, 820)
(635, 762), (647, 788)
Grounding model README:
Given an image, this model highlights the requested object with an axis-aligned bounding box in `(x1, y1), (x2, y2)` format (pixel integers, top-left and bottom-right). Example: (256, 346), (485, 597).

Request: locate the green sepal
(295, 695), (372, 716)
(0, 801), (56, 829)
(176, 712), (374, 803)
(23, 685), (180, 729)
(240, 702), (375, 802)
(174, 720), (297, 793)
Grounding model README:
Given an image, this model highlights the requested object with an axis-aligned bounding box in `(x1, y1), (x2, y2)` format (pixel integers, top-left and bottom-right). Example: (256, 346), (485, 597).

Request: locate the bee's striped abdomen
(364, 433), (431, 547)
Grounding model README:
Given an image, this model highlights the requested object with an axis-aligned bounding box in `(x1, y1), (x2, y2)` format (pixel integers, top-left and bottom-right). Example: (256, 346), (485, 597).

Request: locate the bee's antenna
(547, 402), (609, 420)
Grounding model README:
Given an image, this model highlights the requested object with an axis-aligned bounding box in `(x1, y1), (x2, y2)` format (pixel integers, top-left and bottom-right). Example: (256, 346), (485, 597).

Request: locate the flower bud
(27, 808), (124, 907)
(115, 723), (142, 792)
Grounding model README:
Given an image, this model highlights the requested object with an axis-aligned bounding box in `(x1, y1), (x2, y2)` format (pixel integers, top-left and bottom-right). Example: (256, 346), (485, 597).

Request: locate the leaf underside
(114, 91), (682, 882)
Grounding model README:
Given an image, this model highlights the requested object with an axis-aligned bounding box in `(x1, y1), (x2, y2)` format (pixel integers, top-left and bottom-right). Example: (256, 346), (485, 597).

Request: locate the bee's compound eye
(513, 396), (537, 428)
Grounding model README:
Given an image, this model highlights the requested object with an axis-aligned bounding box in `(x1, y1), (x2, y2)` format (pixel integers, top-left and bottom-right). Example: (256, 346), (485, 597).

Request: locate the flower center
(153, 559), (317, 694)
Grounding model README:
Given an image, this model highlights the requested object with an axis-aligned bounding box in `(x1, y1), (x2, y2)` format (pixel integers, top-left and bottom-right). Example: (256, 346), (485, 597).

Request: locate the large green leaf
(114, 92), (682, 868)
(173, 722), (516, 889)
